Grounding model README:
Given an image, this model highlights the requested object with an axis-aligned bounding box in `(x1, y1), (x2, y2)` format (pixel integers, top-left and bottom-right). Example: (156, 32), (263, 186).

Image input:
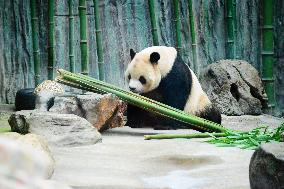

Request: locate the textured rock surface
(200, 60), (267, 115)
(0, 135), (72, 189)
(249, 142), (284, 189)
(49, 93), (126, 132)
(0, 133), (55, 179)
(8, 110), (102, 147)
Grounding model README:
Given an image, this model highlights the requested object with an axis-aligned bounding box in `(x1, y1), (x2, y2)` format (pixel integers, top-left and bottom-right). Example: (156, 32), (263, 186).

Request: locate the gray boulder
(200, 60), (267, 115)
(8, 110), (102, 147)
(249, 142), (284, 189)
(49, 93), (126, 132)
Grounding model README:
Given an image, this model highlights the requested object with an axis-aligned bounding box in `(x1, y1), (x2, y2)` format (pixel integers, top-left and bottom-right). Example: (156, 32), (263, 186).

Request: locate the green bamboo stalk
(48, 0), (55, 79)
(188, 0), (198, 72)
(30, 0), (41, 86)
(148, 0), (159, 45)
(173, 0), (182, 52)
(261, 0), (275, 110)
(56, 69), (230, 133)
(79, 0), (89, 75)
(93, 0), (104, 80)
(68, 0), (75, 73)
(225, 0), (235, 59)
(145, 132), (227, 140)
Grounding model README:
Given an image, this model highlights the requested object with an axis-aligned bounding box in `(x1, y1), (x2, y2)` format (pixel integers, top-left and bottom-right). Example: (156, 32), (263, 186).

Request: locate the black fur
(150, 52), (160, 64)
(130, 49), (136, 60)
(197, 105), (222, 124)
(15, 88), (36, 111)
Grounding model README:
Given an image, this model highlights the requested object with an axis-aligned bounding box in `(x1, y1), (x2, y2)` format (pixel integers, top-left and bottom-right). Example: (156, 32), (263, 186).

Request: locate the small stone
(200, 60), (267, 115)
(8, 110), (102, 147)
(249, 142), (284, 189)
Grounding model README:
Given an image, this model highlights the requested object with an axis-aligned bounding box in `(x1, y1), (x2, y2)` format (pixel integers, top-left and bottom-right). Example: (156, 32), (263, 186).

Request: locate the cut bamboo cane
(145, 132), (227, 140)
(225, 0), (235, 59)
(173, 0), (182, 52)
(30, 0), (41, 86)
(188, 0), (198, 72)
(93, 0), (104, 80)
(148, 0), (159, 45)
(79, 0), (89, 75)
(56, 69), (230, 133)
(68, 0), (75, 73)
(48, 0), (55, 79)
(261, 0), (275, 110)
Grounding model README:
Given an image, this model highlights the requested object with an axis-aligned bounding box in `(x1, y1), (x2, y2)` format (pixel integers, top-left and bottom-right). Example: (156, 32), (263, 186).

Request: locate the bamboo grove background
(0, 0), (283, 116)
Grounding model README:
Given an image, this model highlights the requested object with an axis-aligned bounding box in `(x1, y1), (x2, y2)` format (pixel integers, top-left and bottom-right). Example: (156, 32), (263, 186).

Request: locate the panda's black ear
(150, 52), (160, 64)
(130, 49), (136, 60)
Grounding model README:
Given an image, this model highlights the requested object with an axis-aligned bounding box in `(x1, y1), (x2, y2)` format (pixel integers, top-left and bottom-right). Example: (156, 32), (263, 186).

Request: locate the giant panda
(124, 46), (221, 130)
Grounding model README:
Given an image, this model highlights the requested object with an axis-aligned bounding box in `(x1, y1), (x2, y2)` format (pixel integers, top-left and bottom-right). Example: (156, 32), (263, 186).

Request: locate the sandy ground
(50, 114), (283, 189)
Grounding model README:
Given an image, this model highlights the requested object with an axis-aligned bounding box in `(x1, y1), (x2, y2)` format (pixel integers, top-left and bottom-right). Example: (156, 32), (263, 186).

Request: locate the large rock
(49, 93), (126, 132)
(8, 110), (102, 147)
(249, 142), (284, 189)
(200, 60), (267, 115)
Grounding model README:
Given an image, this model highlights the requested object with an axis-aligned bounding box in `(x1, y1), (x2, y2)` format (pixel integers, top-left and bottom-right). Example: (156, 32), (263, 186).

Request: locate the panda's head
(125, 46), (177, 94)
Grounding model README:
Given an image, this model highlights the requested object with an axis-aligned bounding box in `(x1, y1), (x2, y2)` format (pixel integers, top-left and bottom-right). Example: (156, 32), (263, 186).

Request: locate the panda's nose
(129, 87), (136, 91)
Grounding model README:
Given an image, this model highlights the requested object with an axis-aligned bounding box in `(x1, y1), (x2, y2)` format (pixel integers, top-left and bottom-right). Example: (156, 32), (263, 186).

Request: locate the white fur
(184, 66), (211, 114)
(129, 79), (144, 93)
(138, 46), (177, 77)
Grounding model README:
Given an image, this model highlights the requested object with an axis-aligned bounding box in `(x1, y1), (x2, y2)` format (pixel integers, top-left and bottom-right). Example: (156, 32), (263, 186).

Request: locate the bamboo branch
(93, 0), (104, 80)
(225, 0), (236, 59)
(68, 0), (75, 73)
(48, 0), (55, 79)
(79, 0), (89, 75)
(173, 0), (182, 53)
(30, 0), (41, 86)
(148, 0), (159, 45)
(145, 132), (227, 140)
(188, 0), (198, 73)
(261, 0), (275, 111)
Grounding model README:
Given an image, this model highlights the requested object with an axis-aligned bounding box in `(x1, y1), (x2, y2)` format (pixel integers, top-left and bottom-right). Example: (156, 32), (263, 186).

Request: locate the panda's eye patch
(128, 74), (131, 80)
(139, 76), (146, 84)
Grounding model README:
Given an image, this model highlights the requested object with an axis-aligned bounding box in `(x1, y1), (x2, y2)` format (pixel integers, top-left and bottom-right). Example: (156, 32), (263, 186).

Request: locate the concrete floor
(50, 114), (283, 189)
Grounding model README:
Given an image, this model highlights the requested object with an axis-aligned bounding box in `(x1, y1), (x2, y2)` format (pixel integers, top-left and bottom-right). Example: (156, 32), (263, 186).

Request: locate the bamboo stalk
(56, 69), (230, 133)
(225, 0), (235, 59)
(188, 0), (198, 72)
(79, 0), (89, 75)
(144, 132), (227, 140)
(68, 0), (75, 73)
(261, 0), (275, 110)
(30, 0), (41, 86)
(93, 0), (104, 80)
(148, 0), (159, 45)
(173, 0), (182, 52)
(48, 0), (55, 79)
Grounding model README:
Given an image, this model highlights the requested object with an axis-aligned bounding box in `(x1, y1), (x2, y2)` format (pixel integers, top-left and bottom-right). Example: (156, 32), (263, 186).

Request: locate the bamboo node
(80, 40), (88, 43)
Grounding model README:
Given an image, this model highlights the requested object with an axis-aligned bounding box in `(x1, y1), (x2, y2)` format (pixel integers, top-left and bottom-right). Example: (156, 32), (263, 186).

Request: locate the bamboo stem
(188, 0), (198, 72)
(261, 0), (275, 110)
(79, 0), (89, 75)
(148, 0), (159, 45)
(56, 69), (231, 133)
(225, 0), (236, 59)
(30, 0), (41, 86)
(173, 0), (182, 52)
(68, 0), (75, 73)
(144, 132), (227, 140)
(48, 0), (55, 79)
(93, 0), (104, 80)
